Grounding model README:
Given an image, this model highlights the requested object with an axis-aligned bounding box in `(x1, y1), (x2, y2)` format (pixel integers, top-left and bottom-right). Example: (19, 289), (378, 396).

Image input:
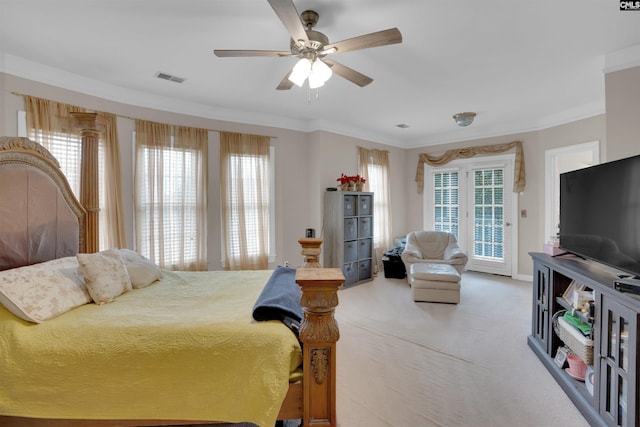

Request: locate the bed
(0, 136), (343, 427)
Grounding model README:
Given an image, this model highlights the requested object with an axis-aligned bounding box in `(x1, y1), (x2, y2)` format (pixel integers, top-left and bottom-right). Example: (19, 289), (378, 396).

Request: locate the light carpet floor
(334, 271), (590, 427)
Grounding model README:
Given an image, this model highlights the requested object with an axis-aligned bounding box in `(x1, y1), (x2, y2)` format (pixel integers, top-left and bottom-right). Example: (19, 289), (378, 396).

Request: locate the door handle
(505, 222), (512, 226)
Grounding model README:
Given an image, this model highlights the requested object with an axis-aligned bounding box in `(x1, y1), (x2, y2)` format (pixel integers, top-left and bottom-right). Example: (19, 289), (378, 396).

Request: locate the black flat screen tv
(559, 154), (640, 278)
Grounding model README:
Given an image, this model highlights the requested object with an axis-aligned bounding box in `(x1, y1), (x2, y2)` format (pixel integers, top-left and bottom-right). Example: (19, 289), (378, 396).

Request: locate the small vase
(349, 183), (357, 191)
(341, 184), (350, 191)
(355, 182), (363, 191)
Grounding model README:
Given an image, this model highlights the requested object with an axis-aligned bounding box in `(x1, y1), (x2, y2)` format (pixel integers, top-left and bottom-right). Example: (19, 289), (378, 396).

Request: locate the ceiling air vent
(155, 72), (186, 83)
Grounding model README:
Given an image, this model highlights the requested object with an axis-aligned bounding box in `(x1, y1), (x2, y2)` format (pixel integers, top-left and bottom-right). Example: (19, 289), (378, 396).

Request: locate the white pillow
(0, 257), (91, 323)
(117, 248), (163, 289)
(77, 249), (132, 304)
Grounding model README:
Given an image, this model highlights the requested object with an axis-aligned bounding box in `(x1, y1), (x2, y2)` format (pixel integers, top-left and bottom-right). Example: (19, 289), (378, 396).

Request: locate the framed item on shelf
(554, 346), (569, 369)
(562, 280), (586, 308)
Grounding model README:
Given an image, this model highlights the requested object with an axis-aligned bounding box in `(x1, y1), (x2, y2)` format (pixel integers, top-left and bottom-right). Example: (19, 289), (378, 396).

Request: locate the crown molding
(604, 43), (640, 74)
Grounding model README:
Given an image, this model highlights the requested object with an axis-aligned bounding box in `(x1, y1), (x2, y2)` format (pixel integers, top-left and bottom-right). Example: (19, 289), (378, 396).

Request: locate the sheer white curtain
(359, 147), (393, 261)
(220, 131), (270, 270)
(135, 120), (208, 271)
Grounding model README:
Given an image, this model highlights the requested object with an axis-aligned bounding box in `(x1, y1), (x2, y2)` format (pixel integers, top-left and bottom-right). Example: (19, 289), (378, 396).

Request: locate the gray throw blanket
(252, 266), (303, 336)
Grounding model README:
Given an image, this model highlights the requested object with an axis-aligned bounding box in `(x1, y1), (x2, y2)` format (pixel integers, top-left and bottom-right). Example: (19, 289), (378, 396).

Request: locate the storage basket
(557, 316), (594, 364)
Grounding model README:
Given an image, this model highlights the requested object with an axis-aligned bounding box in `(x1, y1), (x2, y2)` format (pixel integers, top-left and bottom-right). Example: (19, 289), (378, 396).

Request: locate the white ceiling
(1, 0), (640, 148)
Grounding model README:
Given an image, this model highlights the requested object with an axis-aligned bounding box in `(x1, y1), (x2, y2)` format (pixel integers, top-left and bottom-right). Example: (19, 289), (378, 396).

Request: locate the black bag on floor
(382, 246), (406, 279)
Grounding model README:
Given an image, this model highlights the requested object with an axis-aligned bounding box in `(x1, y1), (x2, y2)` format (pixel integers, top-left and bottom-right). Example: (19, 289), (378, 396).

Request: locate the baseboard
(516, 273), (533, 282)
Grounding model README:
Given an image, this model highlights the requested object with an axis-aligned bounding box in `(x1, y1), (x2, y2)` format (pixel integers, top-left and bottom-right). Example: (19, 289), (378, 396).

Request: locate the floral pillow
(0, 257), (91, 323)
(77, 249), (132, 304)
(117, 248), (163, 289)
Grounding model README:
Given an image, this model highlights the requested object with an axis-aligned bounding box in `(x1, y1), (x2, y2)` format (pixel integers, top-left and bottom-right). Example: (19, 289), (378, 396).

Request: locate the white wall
(0, 73), (408, 270)
(606, 66), (640, 161)
(2, 67), (639, 276)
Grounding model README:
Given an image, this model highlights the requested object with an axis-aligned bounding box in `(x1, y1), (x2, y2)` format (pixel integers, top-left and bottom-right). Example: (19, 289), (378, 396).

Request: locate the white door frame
(423, 154), (519, 277)
(544, 141), (600, 246)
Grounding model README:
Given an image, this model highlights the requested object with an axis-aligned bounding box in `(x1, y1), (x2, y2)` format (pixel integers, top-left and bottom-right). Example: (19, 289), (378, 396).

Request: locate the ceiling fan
(213, 0), (402, 90)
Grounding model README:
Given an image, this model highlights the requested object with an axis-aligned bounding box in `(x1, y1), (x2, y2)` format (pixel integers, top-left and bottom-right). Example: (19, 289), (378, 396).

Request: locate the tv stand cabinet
(529, 252), (640, 427)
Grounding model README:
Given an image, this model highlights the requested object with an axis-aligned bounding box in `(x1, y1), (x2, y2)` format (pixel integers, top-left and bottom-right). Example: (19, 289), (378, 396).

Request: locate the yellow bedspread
(0, 270), (302, 427)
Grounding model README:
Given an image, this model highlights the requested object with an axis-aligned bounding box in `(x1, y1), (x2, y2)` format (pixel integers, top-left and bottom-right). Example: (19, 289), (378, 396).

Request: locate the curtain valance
(415, 140), (526, 194)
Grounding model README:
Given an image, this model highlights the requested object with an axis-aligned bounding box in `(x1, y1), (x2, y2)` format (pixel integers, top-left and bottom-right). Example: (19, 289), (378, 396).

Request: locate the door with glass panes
(424, 155), (515, 276)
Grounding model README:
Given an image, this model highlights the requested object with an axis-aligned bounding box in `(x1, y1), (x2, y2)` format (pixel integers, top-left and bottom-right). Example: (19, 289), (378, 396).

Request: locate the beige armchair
(401, 231), (468, 275)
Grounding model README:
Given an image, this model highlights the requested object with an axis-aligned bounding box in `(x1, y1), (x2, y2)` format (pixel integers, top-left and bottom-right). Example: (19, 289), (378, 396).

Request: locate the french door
(424, 155), (516, 276)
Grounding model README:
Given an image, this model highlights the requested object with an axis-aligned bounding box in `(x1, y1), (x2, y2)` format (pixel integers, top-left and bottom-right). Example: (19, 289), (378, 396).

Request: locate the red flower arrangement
(337, 173), (350, 185)
(336, 174), (366, 191)
(336, 174), (366, 185)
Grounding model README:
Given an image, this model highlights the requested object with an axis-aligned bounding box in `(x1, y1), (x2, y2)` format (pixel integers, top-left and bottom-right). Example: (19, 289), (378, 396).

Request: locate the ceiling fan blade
(267, 0), (309, 47)
(276, 70), (295, 90)
(214, 49), (292, 57)
(322, 28), (402, 55)
(323, 59), (373, 87)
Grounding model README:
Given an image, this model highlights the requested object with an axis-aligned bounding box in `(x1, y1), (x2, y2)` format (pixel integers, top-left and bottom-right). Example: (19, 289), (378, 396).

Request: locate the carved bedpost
(69, 112), (104, 253)
(296, 268), (344, 427)
(298, 237), (323, 268)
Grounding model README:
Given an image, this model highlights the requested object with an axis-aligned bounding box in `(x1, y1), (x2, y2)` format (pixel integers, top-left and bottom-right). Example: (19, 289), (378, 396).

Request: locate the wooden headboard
(0, 136), (86, 270)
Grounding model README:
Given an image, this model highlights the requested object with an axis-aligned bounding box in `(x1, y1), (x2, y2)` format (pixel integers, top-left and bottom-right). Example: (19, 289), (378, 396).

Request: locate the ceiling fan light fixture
(311, 59), (332, 81)
(289, 58), (312, 87)
(308, 73), (325, 89)
(289, 57), (333, 88)
(453, 112), (476, 127)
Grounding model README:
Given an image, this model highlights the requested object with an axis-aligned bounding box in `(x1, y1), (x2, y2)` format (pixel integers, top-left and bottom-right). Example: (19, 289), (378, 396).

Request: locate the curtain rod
(10, 91), (278, 139)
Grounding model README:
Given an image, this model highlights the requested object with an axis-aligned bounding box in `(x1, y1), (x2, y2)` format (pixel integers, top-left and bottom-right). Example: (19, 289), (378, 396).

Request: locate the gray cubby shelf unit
(323, 191), (374, 286)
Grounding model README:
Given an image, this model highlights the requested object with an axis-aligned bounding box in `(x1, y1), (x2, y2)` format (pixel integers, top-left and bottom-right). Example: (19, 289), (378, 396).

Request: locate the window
(359, 147), (392, 251)
(368, 162), (389, 248)
(473, 168), (504, 259)
(135, 145), (198, 265)
(220, 132), (271, 270)
(22, 96), (128, 251)
(25, 117), (109, 250)
(433, 171), (459, 239)
(226, 153), (269, 258)
(134, 122), (208, 271)
(30, 129), (83, 193)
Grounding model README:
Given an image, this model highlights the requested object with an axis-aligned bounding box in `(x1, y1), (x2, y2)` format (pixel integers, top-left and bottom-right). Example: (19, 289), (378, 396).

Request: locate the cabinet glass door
(532, 263), (550, 353)
(599, 297), (636, 427)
